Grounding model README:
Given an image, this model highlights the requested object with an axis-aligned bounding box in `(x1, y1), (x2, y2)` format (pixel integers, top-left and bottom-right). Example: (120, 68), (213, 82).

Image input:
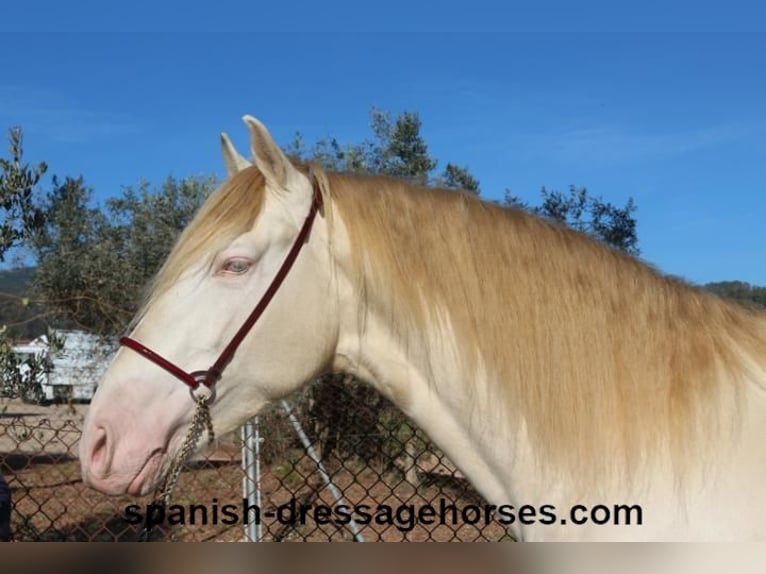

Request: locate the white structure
(12, 330), (115, 402)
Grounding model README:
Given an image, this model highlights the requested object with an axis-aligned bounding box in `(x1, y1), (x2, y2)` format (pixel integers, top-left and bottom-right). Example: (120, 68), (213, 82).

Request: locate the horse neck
(332, 288), (521, 504)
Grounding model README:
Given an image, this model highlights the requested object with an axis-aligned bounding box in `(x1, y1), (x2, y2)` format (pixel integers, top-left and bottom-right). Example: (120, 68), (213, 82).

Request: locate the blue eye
(220, 259), (252, 274)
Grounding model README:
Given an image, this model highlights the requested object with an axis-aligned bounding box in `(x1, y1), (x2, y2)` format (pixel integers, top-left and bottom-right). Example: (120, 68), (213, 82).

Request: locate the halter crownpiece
(119, 172), (324, 402)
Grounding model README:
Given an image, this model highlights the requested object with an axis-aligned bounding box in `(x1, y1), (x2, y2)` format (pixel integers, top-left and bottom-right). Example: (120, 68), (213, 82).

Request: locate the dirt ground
(0, 398), (89, 420)
(0, 398), (87, 414)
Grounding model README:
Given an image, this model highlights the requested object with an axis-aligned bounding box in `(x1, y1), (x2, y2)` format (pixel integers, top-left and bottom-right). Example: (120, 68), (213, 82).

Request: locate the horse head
(80, 117), (339, 495)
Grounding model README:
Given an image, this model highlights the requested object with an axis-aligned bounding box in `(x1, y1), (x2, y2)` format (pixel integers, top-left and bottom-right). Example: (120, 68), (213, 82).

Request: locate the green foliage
(704, 281), (766, 308)
(0, 127), (51, 402)
(369, 109), (437, 183)
(31, 175), (216, 335)
(435, 163), (481, 195)
(0, 128), (47, 261)
(0, 328), (64, 403)
(288, 108), (480, 192)
(505, 185), (639, 256)
(30, 176), (108, 330)
(0, 336), (44, 402)
(0, 268), (45, 340)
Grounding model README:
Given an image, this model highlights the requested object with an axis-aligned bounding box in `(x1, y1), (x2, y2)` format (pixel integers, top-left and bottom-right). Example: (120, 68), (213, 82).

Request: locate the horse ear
(220, 132), (251, 177)
(242, 115), (297, 190)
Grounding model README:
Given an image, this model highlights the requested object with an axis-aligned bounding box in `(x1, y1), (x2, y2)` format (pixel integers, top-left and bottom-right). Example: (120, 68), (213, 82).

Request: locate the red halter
(120, 178), (323, 396)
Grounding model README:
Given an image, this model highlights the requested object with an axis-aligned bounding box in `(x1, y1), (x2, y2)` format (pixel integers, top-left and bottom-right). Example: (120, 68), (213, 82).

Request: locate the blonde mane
(144, 163), (766, 481)
(327, 171), (766, 480)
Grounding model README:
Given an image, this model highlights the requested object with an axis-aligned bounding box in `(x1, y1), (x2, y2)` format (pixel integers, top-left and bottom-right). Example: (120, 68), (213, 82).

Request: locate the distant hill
(0, 266), (34, 295)
(704, 281), (766, 309)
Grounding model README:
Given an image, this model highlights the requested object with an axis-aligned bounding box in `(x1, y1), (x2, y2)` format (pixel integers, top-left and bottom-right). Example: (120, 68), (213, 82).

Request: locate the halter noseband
(119, 177), (323, 402)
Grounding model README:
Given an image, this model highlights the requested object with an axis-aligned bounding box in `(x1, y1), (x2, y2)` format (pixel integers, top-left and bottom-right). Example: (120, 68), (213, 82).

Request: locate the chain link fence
(1, 375), (513, 541)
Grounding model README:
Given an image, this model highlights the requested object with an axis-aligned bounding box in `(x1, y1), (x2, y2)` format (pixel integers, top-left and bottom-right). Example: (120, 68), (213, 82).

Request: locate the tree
(31, 176), (115, 333)
(435, 163), (481, 195)
(369, 109), (437, 183)
(0, 128), (47, 261)
(0, 127), (51, 402)
(32, 175), (216, 335)
(288, 108), (480, 192)
(505, 185), (639, 256)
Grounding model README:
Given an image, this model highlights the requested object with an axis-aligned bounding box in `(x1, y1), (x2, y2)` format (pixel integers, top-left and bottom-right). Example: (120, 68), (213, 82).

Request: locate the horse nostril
(88, 426), (110, 478)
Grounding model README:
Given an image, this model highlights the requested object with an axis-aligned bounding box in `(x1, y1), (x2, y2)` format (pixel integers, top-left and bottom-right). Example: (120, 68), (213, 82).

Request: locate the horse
(79, 115), (766, 541)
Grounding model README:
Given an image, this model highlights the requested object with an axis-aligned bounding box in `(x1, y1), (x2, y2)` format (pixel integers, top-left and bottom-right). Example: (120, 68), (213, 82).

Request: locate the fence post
(279, 399), (366, 542)
(241, 416), (262, 542)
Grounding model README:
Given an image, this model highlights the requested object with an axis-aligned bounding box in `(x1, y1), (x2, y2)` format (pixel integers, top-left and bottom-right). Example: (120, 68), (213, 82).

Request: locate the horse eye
(220, 259), (252, 275)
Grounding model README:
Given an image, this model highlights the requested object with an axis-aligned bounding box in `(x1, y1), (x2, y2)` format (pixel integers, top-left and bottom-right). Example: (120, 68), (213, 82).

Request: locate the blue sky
(1, 11), (764, 285)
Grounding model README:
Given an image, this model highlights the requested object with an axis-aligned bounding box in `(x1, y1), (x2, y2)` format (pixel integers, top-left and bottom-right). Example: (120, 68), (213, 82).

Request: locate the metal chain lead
(138, 395), (214, 541)
(159, 395), (215, 505)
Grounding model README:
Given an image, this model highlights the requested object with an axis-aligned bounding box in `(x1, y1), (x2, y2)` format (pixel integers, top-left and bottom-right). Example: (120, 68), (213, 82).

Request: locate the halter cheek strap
(119, 178), (323, 401)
